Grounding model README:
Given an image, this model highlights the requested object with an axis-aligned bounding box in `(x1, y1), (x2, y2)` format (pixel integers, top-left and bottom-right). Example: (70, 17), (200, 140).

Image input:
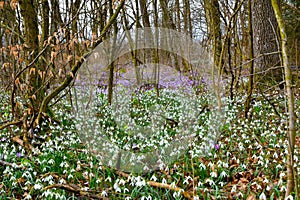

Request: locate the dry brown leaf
(15, 77), (20, 85)
(51, 51), (57, 62)
(246, 193), (256, 200)
(0, 2), (4, 10)
(38, 70), (44, 79)
(10, 0), (17, 10)
(30, 67), (35, 75)
(67, 55), (73, 62)
(58, 68), (63, 77)
(69, 71), (74, 78)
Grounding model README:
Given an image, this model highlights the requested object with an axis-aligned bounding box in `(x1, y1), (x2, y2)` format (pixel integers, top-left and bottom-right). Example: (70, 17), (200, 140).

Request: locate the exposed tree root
(116, 170), (193, 199)
(43, 184), (108, 200)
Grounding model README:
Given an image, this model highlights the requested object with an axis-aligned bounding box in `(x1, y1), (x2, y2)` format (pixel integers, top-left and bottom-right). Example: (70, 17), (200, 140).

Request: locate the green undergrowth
(0, 90), (299, 199)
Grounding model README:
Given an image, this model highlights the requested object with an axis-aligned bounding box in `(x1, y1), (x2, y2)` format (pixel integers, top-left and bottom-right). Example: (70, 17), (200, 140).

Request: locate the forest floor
(0, 87), (299, 199)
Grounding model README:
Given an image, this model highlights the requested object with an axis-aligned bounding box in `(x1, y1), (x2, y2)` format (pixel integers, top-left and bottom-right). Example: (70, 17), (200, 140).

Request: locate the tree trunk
(203, 0), (223, 109)
(252, 0), (281, 85)
(271, 1), (298, 198)
(244, 0), (255, 119)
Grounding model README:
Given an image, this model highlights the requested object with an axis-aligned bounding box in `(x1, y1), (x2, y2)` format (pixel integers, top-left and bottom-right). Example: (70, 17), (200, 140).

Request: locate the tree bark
(271, 1), (298, 198)
(252, 0), (281, 84)
(244, 0), (255, 119)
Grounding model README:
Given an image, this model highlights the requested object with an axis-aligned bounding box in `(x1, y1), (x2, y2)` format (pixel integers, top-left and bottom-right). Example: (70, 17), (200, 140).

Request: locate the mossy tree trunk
(271, 1), (298, 198)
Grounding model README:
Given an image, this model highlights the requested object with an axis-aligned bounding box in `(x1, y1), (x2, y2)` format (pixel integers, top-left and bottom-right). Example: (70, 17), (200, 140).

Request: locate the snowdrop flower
(231, 184), (237, 193)
(123, 188), (129, 193)
(136, 176), (146, 187)
(81, 187), (89, 191)
(205, 179), (214, 186)
(150, 175), (157, 182)
(48, 159), (55, 164)
(113, 182), (121, 193)
(259, 192), (266, 200)
(285, 195), (294, 200)
(105, 176), (112, 182)
(34, 183), (43, 190)
(183, 176), (192, 185)
(220, 171), (227, 178)
(101, 191), (107, 197)
(210, 171), (217, 178)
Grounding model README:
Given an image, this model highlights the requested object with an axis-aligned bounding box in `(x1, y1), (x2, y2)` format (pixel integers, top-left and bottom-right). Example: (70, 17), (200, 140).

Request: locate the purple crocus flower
(16, 152), (22, 158)
(214, 144), (220, 150)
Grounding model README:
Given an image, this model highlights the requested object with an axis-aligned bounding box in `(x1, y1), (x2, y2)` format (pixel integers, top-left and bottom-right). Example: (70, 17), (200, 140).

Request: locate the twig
(258, 88), (281, 117)
(12, 135), (34, 151)
(43, 184), (106, 200)
(0, 160), (22, 169)
(0, 120), (22, 131)
(116, 170), (193, 200)
(36, 0), (125, 125)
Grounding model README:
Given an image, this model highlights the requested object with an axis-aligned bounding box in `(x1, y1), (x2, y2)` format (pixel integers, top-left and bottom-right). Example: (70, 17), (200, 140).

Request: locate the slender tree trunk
(271, 1), (298, 198)
(244, 0), (255, 119)
(203, 0), (223, 109)
(107, 0), (118, 105)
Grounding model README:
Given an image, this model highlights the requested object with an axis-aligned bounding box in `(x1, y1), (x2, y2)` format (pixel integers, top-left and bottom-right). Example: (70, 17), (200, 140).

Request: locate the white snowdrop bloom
(105, 176), (112, 183)
(113, 182), (121, 193)
(124, 197), (131, 200)
(33, 183), (43, 190)
(67, 174), (73, 179)
(183, 176), (193, 184)
(279, 172), (286, 178)
(59, 162), (65, 168)
(280, 185), (286, 192)
(208, 162), (214, 168)
(263, 177), (269, 183)
(162, 178), (167, 184)
(101, 191), (107, 197)
(136, 176), (146, 187)
(259, 192), (266, 200)
(173, 191), (181, 198)
(24, 194), (32, 200)
(205, 179), (214, 186)
(81, 187), (89, 191)
(210, 171), (217, 178)
(59, 179), (66, 184)
(285, 195), (294, 200)
(193, 195), (200, 200)
(197, 181), (203, 187)
(231, 184), (237, 193)
(220, 171), (227, 178)
(150, 175), (157, 182)
(119, 179), (126, 186)
(199, 163), (206, 170)
(47, 159), (55, 164)
(123, 188), (129, 193)
(170, 182), (177, 189)
(266, 185), (271, 191)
